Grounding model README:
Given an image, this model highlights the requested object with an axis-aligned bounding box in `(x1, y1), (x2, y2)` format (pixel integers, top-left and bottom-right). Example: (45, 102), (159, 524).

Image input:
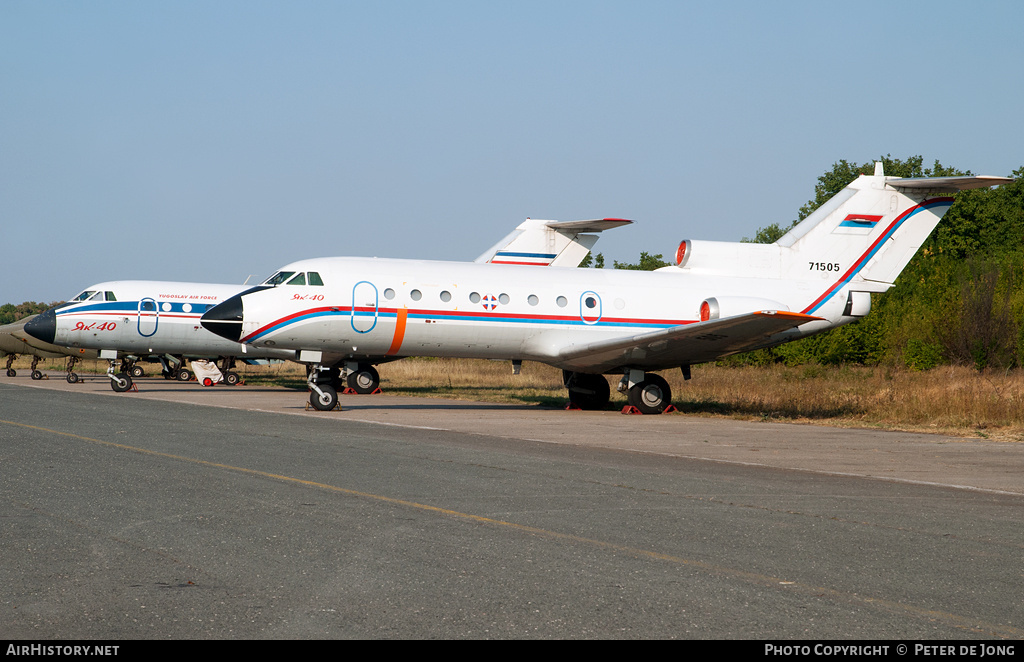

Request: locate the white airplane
(199, 164), (1012, 414)
(22, 219), (623, 392)
(23, 282), (297, 390)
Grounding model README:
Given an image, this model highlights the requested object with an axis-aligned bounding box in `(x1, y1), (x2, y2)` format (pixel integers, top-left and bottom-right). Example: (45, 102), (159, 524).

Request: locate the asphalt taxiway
(9, 371), (1024, 496)
(2, 373), (1022, 639)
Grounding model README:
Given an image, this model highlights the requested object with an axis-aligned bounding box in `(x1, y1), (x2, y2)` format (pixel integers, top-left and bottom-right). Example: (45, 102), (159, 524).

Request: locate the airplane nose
(23, 308), (56, 344)
(201, 294), (245, 342)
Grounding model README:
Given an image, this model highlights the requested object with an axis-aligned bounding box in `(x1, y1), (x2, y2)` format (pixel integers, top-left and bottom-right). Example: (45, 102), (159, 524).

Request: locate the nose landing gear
(307, 364), (340, 411)
(65, 357), (80, 384)
(106, 359), (134, 393)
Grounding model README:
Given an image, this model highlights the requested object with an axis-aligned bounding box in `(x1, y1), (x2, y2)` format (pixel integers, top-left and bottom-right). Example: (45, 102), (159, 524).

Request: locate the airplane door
(138, 298), (159, 337)
(351, 281), (379, 333)
(580, 291), (602, 325)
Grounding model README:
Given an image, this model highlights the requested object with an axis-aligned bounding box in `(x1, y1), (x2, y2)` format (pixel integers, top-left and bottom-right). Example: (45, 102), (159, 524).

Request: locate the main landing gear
(563, 371), (611, 410)
(562, 369), (676, 414)
(218, 357), (241, 386)
(5, 354), (16, 377)
(619, 371), (673, 415)
(345, 363), (380, 394)
(158, 356), (193, 382)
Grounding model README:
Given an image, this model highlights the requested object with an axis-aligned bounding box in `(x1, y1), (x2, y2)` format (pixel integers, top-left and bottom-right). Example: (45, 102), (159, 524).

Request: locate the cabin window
(308, 272), (324, 286)
(584, 296), (597, 309)
(263, 271), (296, 286)
(286, 273), (306, 286)
(556, 296), (567, 308)
(410, 289), (422, 301)
(469, 292), (481, 304)
(527, 294), (539, 306)
(498, 293), (510, 305)
(141, 301), (156, 311)
(440, 291), (452, 302)
(383, 288), (396, 300)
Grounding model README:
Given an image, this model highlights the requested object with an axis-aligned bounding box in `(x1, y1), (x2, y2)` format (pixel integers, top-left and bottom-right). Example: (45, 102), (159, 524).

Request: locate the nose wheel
(309, 384), (339, 411)
(106, 360), (134, 393)
(65, 356), (80, 384)
(307, 364), (342, 411)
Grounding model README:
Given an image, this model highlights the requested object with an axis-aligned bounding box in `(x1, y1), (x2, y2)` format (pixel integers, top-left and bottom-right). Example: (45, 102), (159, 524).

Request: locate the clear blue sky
(3, 0), (1022, 303)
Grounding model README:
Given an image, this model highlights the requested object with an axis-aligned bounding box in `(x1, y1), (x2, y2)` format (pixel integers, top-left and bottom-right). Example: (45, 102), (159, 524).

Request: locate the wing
(554, 311), (822, 373)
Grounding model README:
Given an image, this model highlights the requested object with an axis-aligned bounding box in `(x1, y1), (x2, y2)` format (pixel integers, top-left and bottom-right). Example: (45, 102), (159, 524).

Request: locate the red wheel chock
(621, 404), (677, 415)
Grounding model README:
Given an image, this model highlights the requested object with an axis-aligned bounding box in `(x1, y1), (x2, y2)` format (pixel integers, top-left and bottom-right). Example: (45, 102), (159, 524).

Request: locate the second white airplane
(200, 164), (1012, 413)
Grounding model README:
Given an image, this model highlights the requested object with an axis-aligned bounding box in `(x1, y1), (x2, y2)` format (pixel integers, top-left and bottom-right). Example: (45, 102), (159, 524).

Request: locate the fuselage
(209, 256), (853, 372)
(25, 280), (293, 360)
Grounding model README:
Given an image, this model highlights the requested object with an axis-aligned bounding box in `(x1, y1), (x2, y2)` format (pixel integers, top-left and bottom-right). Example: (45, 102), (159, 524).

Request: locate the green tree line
(0, 301), (58, 326)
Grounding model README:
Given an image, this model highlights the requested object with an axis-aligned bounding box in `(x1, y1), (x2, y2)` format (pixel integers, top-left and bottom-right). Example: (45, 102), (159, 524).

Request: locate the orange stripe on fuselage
(386, 308), (408, 355)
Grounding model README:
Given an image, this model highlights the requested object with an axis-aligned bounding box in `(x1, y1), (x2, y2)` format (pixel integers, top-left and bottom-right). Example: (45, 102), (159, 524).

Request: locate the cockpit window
(262, 271), (296, 286)
(308, 272), (324, 286)
(72, 290), (97, 302)
(286, 273), (306, 286)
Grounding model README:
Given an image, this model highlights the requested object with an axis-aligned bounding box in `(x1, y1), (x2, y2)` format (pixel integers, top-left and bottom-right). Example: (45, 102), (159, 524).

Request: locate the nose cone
(24, 308), (57, 344)
(201, 294), (245, 342)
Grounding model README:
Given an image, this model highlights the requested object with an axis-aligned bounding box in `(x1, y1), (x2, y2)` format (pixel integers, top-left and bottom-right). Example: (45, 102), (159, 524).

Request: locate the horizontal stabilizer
(888, 175), (1013, 192)
(555, 310), (821, 373)
(477, 217), (634, 266)
(544, 218), (634, 233)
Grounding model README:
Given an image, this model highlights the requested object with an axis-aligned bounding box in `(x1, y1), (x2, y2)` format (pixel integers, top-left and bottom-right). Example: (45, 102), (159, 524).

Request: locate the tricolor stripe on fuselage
(240, 306), (694, 345)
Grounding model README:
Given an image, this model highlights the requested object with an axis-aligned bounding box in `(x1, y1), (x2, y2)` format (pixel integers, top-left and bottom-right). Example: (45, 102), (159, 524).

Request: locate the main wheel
(31, 370), (43, 380)
(627, 373), (672, 414)
(67, 372), (79, 384)
(346, 365), (380, 394)
(310, 384), (338, 411)
(224, 371), (241, 386)
(111, 373), (133, 393)
(130, 365), (145, 378)
(564, 371), (610, 410)
(176, 368), (192, 382)
(6, 368), (15, 377)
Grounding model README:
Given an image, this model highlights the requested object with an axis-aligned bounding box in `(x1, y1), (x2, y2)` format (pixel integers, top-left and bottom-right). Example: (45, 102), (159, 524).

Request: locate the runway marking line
(4, 416), (1021, 639)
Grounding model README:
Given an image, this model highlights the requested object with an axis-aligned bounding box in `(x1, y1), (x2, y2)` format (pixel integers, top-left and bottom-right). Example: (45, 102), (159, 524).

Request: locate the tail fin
(475, 218), (633, 267)
(779, 163), (1012, 314)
